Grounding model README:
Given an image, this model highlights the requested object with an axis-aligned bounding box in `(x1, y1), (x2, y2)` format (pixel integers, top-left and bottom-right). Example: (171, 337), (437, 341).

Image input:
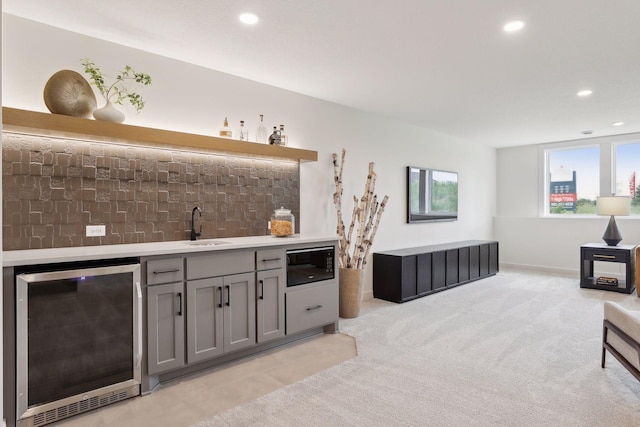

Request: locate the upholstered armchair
(602, 301), (640, 381)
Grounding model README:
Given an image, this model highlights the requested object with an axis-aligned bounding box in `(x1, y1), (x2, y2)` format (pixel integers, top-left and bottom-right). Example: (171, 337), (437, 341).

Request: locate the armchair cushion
(602, 301), (640, 380)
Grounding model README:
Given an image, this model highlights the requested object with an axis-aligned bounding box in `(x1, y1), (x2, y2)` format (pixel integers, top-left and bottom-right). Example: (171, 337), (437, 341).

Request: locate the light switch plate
(86, 225), (106, 237)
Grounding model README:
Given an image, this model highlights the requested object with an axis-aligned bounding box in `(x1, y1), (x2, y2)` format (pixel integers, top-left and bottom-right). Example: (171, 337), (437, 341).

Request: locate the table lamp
(596, 196), (630, 246)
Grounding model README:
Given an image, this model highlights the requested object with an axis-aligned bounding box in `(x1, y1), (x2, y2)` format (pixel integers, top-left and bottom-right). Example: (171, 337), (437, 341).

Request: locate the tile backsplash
(2, 132), (300, 250)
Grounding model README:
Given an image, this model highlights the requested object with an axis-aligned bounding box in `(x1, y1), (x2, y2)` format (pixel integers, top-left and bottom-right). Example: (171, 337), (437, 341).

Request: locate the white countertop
(3, 234), (338, 267)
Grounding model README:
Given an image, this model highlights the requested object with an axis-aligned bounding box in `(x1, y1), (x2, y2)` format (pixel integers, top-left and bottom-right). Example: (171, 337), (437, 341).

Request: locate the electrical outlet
(86, 225), (106, 237)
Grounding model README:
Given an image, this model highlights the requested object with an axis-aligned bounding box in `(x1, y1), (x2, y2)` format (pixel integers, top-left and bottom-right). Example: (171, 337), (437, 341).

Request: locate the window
(546, 146), (599, 214)
(615, 141), (640, 214)
(544, 137), (640, 217)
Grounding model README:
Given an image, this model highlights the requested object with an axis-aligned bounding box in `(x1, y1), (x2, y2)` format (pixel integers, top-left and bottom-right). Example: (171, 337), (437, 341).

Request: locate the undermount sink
(183, 240), (230, 246)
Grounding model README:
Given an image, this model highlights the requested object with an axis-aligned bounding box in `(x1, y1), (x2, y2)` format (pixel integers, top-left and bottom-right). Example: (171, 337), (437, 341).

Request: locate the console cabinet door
(445, 249), (459, 286)
(256, 268), (285, 343)
(489, 242), (499, 274)
(479, 244), (490, 276)
(401, 255), (417, 299)
(416, 253), (432, 295)
(186, 277), (224, 364)
(148, 282), (185, 375)
(469, 245), (480, 279)
(432, 251), (446, 290)
(223, 272), (256, 353)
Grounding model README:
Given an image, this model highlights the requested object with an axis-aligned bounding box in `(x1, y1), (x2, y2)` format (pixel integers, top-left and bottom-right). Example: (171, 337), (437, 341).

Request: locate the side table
(580, 243), (636, 294)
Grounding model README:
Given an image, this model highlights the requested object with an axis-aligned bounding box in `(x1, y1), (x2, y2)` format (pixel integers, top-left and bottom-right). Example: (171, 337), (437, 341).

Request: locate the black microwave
(286, 246), (335, 287)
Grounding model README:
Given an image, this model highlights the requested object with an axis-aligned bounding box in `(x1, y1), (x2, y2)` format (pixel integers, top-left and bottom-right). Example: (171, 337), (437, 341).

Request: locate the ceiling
(4, 0), (640, 148)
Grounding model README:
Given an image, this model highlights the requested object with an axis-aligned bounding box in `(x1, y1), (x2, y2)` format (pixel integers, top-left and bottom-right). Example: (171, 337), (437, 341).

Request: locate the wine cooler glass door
(16, 263), (142, 423)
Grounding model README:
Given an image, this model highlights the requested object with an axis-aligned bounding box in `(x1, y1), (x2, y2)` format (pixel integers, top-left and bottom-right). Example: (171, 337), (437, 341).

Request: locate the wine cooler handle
(135, 281), (143, 369)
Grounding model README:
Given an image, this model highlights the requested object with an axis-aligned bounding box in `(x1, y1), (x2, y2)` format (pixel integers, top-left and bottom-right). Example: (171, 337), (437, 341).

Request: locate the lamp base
(602, 215), (622, 246)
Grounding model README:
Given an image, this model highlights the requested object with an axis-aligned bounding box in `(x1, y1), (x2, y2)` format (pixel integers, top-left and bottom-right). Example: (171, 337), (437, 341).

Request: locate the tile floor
(52, 333), (356, 427)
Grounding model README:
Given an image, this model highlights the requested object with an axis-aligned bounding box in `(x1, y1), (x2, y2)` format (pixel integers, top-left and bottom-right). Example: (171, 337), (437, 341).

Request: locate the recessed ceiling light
(577, 89), (593, 97)
(503, 20), (524, 32)
(613, 121), (625, 126)
(239, 13), (259, 25)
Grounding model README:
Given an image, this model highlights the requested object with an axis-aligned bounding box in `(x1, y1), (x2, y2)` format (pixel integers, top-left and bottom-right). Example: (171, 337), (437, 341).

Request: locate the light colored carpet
(194, 270), (640, 426)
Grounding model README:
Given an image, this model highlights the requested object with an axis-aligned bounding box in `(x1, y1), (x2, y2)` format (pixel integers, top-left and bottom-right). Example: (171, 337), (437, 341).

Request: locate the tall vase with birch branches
(332, 148), (388, 317)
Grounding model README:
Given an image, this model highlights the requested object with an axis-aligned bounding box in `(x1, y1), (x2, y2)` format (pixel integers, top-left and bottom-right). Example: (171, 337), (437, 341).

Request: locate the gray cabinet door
(256, 268), (285, 344)
(223, 272), (256, 353)
(147, 281), (185, 375)
(286, 282), (338, 335)
(186, 277), (224, 364)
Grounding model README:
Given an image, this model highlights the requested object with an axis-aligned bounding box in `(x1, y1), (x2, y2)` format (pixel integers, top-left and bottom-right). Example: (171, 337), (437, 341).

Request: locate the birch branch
(345, 196), (359, 268)
(361, 195), (389, 268)
(356, 196), (379, 269)
(331, 149), (388, 270)
(332, 150), (348, 268)
(352, 165), (375, 267)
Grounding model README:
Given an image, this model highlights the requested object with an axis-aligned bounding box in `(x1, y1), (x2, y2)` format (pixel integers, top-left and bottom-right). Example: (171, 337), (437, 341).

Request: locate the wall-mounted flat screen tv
(407, 166), (458, 223)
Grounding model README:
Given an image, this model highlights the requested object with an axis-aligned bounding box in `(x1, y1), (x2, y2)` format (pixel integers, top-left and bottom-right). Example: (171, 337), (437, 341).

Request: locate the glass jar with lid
(270, 207), (295, 237)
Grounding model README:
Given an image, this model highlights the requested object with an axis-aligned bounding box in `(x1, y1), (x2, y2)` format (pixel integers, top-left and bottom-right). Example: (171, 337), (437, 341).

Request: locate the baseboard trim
(500, 263), (579, 278)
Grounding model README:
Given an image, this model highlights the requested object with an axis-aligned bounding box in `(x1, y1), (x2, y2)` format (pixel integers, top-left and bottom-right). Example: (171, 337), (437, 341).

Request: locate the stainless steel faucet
(190, 206), (202, 240)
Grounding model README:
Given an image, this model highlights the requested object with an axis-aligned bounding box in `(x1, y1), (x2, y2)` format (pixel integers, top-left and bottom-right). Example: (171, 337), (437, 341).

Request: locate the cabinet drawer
(187, 250), (254, 280)
(256, 249), (286, 271)
(585, 250), (628, 263)
(147, 258), (184, 285)
(286, 282), (338, 335)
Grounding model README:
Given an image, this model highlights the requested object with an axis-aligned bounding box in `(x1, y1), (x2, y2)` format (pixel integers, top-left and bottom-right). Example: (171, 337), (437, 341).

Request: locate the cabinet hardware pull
(259, 280), (264, 300)
(262, 257), (282, 262)
(306, 305), (323, 311)
(218, 287), (223, 308)
(226, 285), (231, 306)
(153, 268), (180, 274)
(594, 255), (616, 259)
(177, 292), (183, 316)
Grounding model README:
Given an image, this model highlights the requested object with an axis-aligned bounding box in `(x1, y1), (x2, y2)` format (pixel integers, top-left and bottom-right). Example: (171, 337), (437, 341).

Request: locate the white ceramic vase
(93, 100), (125, 123)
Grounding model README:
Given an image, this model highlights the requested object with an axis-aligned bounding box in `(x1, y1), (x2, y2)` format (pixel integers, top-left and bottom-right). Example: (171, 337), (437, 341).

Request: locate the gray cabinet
(286, 282), (339, 335)
(256, 269), (285, 343)
(256, 249), (285, 344)
(222, 272), (256, 352)
(147, 251), (257, 374)
(147, 257), (186, 375)
(186, 276), (224, 363)
(186, 273), (257, 363)
(185, 250), (257, 363)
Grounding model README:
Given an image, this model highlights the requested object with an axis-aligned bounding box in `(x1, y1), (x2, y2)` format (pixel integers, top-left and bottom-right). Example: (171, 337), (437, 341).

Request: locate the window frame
(540, 134), (640, 218)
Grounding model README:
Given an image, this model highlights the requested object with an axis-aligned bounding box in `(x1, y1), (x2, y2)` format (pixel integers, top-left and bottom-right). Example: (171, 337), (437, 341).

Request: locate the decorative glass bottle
(256, 114), (268, 144)
(219, 117), (232, 138)
(239, 120), (248, 141)
(279, 124), (288, 147)
(270, 207), (295, 237)
(268, 126), (281, 145)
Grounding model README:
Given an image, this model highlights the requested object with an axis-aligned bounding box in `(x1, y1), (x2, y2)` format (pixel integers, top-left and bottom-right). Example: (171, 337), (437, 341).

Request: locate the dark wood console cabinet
(373, 240), (499, 303)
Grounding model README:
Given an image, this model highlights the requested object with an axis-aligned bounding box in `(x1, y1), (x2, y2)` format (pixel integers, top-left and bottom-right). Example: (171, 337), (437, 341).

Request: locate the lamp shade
(596, 196), (630, 216)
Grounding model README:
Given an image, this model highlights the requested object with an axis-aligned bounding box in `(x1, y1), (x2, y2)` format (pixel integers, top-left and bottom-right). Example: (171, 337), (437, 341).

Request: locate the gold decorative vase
(339, 267), (364, 318)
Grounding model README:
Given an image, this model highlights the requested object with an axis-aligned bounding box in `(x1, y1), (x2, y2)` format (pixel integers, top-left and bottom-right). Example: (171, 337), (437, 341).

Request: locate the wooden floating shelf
(2, 107), (318, 162)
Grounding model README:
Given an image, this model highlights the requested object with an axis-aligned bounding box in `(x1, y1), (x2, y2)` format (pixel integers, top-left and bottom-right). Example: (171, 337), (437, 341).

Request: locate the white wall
(496, 133), (640, 276)
(2, 14), (496, 294)
(1, 4), (4, 425)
